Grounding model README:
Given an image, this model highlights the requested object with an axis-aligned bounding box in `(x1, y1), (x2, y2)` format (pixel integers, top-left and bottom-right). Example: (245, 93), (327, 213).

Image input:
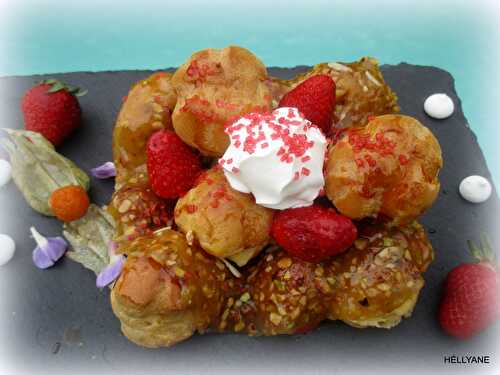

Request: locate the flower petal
(45, 237), (68, 262)
(96, 256), (125, 288)
(91, 162), (116, 179)
(33, 247), (55, 269)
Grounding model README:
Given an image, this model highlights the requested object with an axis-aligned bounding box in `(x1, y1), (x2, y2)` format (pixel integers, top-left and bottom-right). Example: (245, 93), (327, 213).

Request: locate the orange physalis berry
(49, 185), (90, 222)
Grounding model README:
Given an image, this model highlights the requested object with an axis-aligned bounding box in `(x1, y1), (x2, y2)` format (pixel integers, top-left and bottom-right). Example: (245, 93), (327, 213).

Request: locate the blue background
(1, 0), (498, 183)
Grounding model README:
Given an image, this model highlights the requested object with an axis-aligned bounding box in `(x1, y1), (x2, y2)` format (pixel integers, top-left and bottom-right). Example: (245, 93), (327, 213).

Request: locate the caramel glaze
(267, 58), (400, 136)
(111, 221), (433, 347)
(109, 72), (177, 244)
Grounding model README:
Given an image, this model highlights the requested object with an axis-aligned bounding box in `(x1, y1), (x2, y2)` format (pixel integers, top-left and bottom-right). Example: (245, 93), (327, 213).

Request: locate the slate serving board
(0, 65), (498, 375)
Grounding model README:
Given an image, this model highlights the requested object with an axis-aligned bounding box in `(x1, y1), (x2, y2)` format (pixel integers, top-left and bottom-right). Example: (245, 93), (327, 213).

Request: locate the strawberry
(21, 79), (86, 146)
(271, 204), (357, 263)
(439, 235), (500, 339)
(147, 130), (202, 199)
(278, 75), (336, 135)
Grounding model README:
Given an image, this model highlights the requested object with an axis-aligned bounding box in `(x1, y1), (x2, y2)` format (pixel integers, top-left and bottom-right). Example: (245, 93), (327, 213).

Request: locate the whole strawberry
(22, 79), (86, 146)
(147, 130), (202, 199)
(271, 204), (357, 263)
(278, 74), (336, 135)
(439, 236), (500, 339)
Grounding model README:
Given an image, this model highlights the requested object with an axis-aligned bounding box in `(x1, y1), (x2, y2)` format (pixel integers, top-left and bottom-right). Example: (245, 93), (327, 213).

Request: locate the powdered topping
(220, 107), (327, 210)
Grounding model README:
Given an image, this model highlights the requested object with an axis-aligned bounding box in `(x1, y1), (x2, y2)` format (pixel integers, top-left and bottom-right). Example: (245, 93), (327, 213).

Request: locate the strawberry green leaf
(47, 81), (66, 93)
(74, 88), (88, 97)
(467, 240), (483, 260)
(480, 233), (496, 263)
(467, 234), (497, 265)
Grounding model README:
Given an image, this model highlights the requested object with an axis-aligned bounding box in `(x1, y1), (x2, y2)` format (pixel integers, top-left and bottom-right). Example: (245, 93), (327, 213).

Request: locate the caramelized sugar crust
(111, 222), (433, 347)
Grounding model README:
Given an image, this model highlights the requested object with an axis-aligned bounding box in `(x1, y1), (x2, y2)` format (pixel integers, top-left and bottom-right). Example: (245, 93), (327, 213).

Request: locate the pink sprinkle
(261, 142), (269, 149)
(301, 155), (311, 163)
(235, 140), (241, 148)
(232, 167), (240, 174)
(301, 167), (310, 176)
(219, 159), (225, 166)
(294, 171), (300, 180)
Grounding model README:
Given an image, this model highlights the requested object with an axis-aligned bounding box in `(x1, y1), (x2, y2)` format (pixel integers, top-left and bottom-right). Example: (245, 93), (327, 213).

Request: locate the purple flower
(31, 227), (68, 269)
(96, 255), (125, 288)
(91, 161), (116, 179)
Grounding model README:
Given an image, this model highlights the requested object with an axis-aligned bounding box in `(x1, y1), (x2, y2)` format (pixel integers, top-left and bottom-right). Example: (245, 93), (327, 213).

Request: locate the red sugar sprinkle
(226, 158), (233, 164)
(181, 96), (217, 124)
(398, 154), (409, 165)
(219, 159), (226, 166)
(301, 167), (310, 176)
(227, 109), (319, 167)
(232, 167), (240, 174)
(355, 159), (364, 167)
(213, 188), (226, 199)
(364, 154), (377, 167)
(301, 155), (311, 163)
(294, 171), (300, 180)
(186, 204), (198, 214)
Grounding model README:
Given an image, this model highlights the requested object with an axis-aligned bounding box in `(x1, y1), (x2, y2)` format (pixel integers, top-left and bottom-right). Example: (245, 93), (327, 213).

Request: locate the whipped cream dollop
(0, 234), (15, 266)
(459, 175), (492, 203)
(0, 159), (12, 187)
(424, 93), (454, 119)
(220, 107), (327, 210)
